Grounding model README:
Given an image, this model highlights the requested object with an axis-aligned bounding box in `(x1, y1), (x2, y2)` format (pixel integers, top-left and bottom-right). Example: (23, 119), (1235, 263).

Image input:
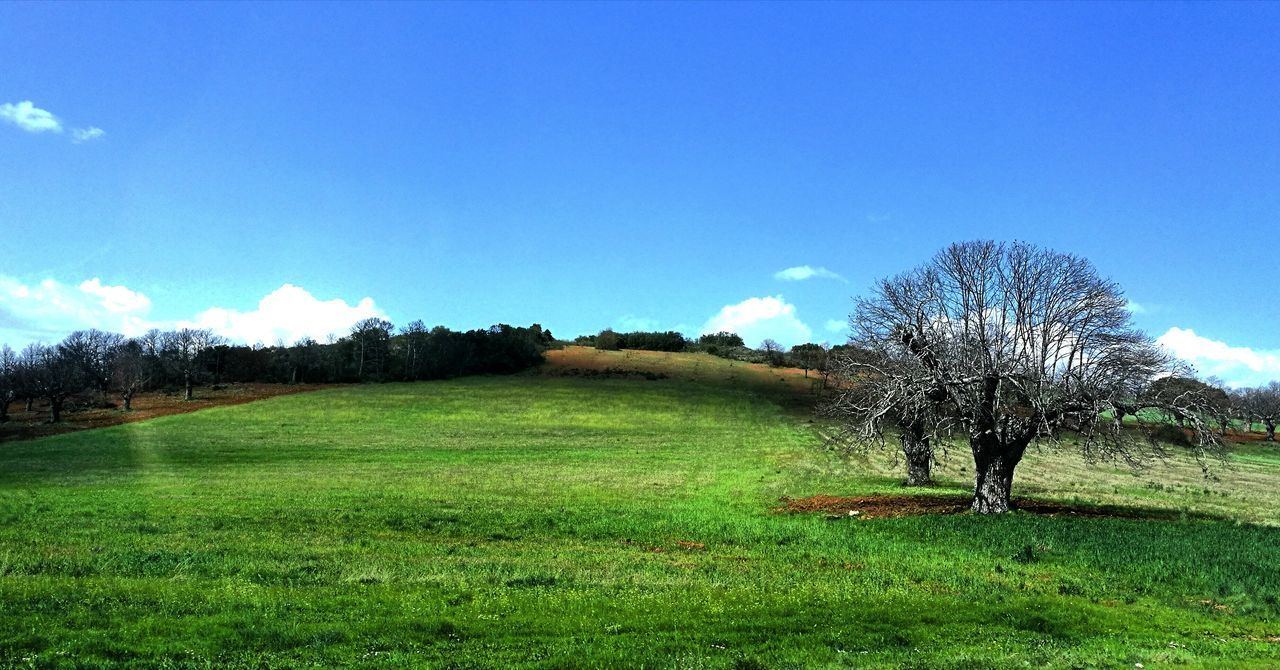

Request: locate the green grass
(2, 374), (1279, 668)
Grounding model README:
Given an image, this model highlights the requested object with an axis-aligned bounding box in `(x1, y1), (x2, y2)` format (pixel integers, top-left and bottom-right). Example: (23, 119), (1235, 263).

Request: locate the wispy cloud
(0, 101), (62, 134)
(1157, 327), (1280, 388)
(72, 126), (105, 143)
(824, 318), (847, 333)
(614, 314), (660, 332)
(701, 295), (812, 349)
(1125, 300), (1146, 314)
(1, 101), (105, 143)
(773, 265), (846, 282)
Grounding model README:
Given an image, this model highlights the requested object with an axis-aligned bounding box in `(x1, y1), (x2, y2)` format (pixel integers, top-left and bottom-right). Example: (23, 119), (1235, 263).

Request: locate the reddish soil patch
(0, 383), (333, 443)
(777, 493), (1182, 520)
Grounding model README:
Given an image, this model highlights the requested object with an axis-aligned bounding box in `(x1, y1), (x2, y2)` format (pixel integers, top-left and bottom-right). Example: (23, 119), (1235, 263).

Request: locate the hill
(0, 368), (1278, 667)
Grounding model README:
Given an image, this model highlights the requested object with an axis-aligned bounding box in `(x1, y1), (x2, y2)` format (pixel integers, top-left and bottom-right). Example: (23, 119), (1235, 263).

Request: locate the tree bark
(48, 396), (63, 423)
(184, 371), (194, 401)
(122, 390), (133, 411)
(25, 396), (33, 412)
(901, 422), (932, 486)
(1266, 420), (1276, 442)
(970, 434), (1028, 514)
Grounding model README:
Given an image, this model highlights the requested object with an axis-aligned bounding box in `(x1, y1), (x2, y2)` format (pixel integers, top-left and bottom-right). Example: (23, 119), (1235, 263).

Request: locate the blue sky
(1, 2), (1278, 385)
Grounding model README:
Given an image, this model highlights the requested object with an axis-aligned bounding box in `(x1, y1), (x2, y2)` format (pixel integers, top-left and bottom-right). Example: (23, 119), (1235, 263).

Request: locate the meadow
(1, 350), (1278, 668)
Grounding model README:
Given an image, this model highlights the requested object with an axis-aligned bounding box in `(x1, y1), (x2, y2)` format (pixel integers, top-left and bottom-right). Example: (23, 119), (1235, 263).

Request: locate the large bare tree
(829, 241), (1223, 513)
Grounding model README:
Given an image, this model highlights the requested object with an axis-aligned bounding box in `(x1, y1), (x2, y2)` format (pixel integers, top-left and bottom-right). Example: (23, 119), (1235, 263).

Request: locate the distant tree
(111, 339), (153, 411)
(595, 329), (621, 351)
(789, 343), (827, 378)
(702, 332), (745, 347)
(289, 337), (322, 384)
(162, 328), (224, 400)
(1241, 383), (1280, 441)
(760, 339), (785, 367)
(25, 343), (84, 423)
(0, 346), (17, 422)
(399, 320), (428, 380)
(828, 240), (1223, 513)
(350, 318), (394, 380)
(59, 329), (124, 402)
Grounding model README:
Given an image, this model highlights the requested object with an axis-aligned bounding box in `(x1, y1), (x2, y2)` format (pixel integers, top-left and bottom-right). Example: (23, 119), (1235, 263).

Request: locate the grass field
(2, 357), (1279, 668)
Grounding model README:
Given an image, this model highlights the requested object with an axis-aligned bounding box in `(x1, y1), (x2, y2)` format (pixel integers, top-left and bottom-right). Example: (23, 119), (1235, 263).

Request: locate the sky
(1, 2), (1278, 386)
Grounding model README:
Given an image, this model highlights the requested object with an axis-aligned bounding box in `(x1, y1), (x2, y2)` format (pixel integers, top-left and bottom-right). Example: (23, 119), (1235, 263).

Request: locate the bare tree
(112, 339), (153, 411)
(162, 328), (224, 400)
(1241, 383), (1280, 441)
(59, 329), (124, 403)
(25, 343), (84, 423)
(829, 241), (1223, 513)
(825, 345), (949, 486)
(760, 339), (784, 367)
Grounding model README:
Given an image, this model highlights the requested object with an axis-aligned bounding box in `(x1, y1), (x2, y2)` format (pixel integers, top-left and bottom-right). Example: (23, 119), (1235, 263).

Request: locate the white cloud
(179, 284), (385, 345)
(78, 278), (150, 314)
(71, 126), (105, 143)
(0, 276), (153, 343)
(701, 295), (813, 349)
(825, 318), (847, 333)
(1125, 300), (1146, 314)
(0, 277), (383, 348)
(773, 265), (846, 282)
(1157, 327), (1280, 388)
(0, 101), (62, 133)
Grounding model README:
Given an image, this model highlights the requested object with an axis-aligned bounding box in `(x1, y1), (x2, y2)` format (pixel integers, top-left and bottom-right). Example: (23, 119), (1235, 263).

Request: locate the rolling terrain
(1, 350), (1278, 668)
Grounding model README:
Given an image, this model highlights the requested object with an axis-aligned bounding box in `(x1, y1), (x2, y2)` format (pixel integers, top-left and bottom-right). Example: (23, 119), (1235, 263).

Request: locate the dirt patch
(777, 493), (1187, 521)
(0, 383), (333, 443)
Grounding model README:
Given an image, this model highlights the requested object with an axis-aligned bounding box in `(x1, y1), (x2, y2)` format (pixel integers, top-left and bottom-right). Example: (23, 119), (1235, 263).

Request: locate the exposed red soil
(777, 493), (1185, 520)
(0, 383), (333, 443)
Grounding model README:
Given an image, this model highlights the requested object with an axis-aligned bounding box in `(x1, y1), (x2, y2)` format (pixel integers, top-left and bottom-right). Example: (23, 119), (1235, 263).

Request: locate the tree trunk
(122, 390), (133, 411)
(184, 371), (194, 401)
(25, 396), (33, 412)
(970, 435), (1027, 514)
(901, 422), (932, 486)
(1266, 420), (1276, 442)
(48, 396), (63, 423)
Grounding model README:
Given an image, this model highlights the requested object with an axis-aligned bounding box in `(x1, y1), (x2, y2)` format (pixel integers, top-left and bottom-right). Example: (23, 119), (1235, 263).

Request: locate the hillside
(1, 371), (1278, 668)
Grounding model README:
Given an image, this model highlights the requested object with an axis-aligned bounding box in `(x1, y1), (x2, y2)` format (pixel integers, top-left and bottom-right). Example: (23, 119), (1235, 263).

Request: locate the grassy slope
(0, 359), (1277, 668)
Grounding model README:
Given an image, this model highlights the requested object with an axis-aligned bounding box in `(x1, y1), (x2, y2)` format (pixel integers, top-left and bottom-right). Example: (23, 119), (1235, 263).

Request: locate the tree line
(576, 328), (848, 377)
(0, 319), (554, 423)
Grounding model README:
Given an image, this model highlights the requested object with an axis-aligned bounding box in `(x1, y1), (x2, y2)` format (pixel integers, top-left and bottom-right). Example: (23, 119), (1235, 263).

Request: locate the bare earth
(0, 383), (332, 443)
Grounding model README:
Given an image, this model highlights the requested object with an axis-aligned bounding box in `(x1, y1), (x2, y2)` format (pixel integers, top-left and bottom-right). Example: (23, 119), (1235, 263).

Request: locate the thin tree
(830, 241), (1223, 513)
(350, 318), (394, 380)
(0, 346), (17, 422)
